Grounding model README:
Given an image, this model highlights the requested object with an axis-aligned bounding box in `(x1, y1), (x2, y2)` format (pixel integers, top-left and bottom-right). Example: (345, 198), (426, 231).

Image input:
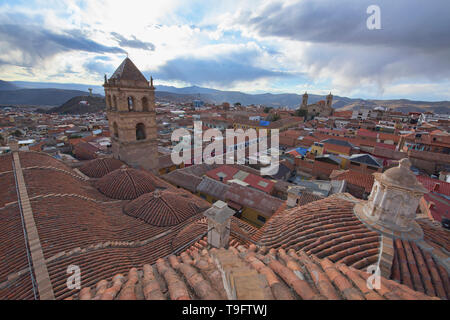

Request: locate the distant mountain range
(0, 80), (449, 114)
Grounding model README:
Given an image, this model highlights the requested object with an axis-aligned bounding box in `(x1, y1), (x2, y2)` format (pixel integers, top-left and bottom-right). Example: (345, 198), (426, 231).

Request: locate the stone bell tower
(103, 57), (158, 172)
(301, 92), (308, 108)
(326, 92), (333, 108)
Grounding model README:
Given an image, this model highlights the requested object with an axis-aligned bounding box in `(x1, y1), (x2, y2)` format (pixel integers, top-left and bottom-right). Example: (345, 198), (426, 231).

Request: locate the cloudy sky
(1, 0), (449, 100)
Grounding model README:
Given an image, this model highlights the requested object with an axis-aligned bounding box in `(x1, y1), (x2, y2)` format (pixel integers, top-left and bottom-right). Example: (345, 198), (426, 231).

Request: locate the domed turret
(355, 158), (428, 237)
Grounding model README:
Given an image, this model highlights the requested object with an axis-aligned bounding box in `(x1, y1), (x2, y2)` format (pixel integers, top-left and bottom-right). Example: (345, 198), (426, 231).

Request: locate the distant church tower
(301, 92), (308, 107)
(326, 92), (333, 108)
(103, 57), (158, 172)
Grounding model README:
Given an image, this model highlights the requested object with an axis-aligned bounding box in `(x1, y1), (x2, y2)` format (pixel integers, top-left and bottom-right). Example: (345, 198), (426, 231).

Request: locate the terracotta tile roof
(422, 192), (450, 223)
(70, 245), (436, 300)
(123, 190), (210, 227)
(357, 129), (378, 138)
(73, 141), (99, 160)
(375, 142), (397, 150)
(96, 168), (170, 200)
(161, 170), (202, 193)
(0, 172), (17, 208)
(391, 239), (449, 299)
(1, 195), (206, 299)
(0, 153), (13, 173)
(0, 152), (260, 300)
(79, 158), (126, 178)
(23, 168), (110, 201)
(18, 151), (72, 172)
(417, 175), (450, 196)
(296, 192), (325, 206)
(256, 195), (380, 271)
(417, 218), (450, 252)
(332, 170), (375, 193)
(225, 183), (284, 217)
(1, 151), (448, 300)
(0, 205), (33, 299)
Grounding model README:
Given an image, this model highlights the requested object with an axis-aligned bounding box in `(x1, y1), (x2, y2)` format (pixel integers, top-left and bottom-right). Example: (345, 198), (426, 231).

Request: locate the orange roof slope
(96, 168), (169, 200)
(332, 170), (375, 193)
(256, 195), (380, 271)
(70, 245), (437, 300)
(79, 158), (126, 178)
(124, 190), (210, 227)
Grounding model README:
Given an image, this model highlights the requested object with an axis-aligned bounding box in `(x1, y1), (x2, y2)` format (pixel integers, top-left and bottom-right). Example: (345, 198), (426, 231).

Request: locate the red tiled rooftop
(357, 129), (378, 138)
(123, 189), (210, 227)
(332, 170), (375, 193)
(422, 193), (450, 223)
(96, 168), (170, 200)
(79, 158), (126, 178)
(417, 175), (450, 196)
(256, 195), (380, 271)
(69, 245), (437, 300)
(391, 239), (449, 299)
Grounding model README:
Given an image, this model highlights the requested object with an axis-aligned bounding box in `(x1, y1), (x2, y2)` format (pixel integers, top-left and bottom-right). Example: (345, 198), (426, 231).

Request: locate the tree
(13, 130), (22, 137)
(263, 106), (273, 113)
(267, 113), (281, 122)
(0, 134), (4, 146)
(234, 102), (242, 108)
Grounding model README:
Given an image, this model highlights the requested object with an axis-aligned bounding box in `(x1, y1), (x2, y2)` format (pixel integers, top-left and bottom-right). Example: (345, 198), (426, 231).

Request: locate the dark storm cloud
(111, 32), (155, 51)
(153, 49), (294, 85)
(239, 0), (450, 50)
(0, 24), (125, 67)
(235, 0), (450, 90)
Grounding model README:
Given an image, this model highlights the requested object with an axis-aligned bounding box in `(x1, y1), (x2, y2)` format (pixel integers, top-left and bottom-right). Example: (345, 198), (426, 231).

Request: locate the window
(257, 215), (266, 223)
(128, 96), (135, 111)
(136, 123), (146, 140)
(113, 95), (117, 111)
(113, 122), (119, 138)
(142, 96), (149, 112)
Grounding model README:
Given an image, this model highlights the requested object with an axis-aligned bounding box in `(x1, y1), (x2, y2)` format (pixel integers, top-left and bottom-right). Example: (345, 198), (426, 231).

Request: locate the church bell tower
(326, 92), (333, 108)
(103, 57), (158, 172)
(301, 92), (308, 107)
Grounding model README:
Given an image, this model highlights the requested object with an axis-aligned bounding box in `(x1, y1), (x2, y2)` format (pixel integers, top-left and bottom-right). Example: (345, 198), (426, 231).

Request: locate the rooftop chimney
(8, 139), (19, 152)
(433, 183), (440, 192)
(203, 200), (235, 249)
